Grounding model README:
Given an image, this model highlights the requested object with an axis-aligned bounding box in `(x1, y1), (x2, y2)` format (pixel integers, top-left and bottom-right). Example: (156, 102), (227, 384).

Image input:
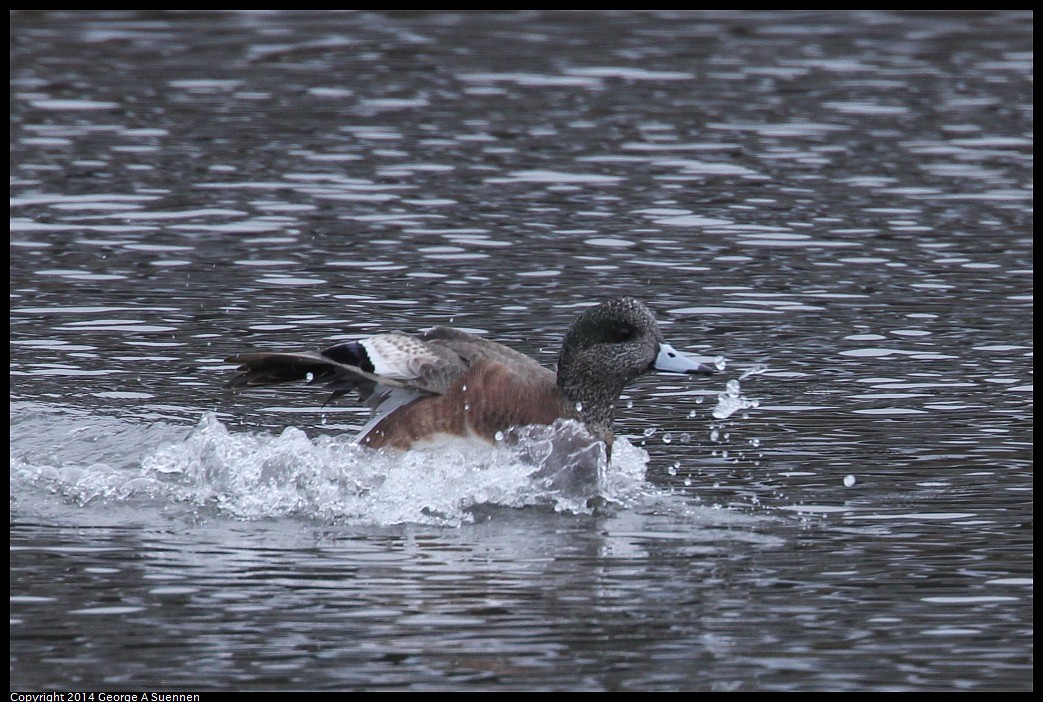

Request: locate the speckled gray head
(557, 297), (714, 431)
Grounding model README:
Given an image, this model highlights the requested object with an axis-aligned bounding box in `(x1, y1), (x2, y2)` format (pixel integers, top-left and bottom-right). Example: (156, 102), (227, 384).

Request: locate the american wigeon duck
(224, 297), (714, 457)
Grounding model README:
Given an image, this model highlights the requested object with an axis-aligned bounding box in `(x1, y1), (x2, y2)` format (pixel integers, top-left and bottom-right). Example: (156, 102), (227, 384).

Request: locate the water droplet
(680, 432), (691, 443)
(626, 400), (633, 409)
(667, 463), (678, 476)
(662, 432), (672, 444)
(688, 409), (698, 418)
(463, 402), (471, 411)
(749, 438), (760, 448)
(683, 477), (692, 487)
(643, 427), (657, 438)
(710, 428), (719, 441)
(575, 401), (583, 412)
(494, 431), (504, 442)
(461, 384), (468, 392)
(305, 372), (314, 382)
(844, 474), (856, 487)
(695, 396), (704, 404)
(714, 355), (727, 371)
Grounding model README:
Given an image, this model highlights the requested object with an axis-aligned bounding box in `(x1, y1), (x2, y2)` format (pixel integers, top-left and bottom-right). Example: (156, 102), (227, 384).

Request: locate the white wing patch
(361, 334), (440, 380)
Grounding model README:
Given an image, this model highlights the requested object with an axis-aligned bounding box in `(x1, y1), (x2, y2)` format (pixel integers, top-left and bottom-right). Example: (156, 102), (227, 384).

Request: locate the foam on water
(11, 410), (650, 528)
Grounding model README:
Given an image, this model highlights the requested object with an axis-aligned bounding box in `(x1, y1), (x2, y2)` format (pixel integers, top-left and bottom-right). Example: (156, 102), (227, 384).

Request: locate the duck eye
(608, 325), (635, 343)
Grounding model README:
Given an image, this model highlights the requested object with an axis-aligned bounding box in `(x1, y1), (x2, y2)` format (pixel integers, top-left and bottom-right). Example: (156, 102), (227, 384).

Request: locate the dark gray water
(10, 11), (1032, 691)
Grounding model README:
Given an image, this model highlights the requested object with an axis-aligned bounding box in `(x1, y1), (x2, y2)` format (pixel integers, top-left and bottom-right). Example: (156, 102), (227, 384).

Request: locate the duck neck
(557, 359), (622, 437)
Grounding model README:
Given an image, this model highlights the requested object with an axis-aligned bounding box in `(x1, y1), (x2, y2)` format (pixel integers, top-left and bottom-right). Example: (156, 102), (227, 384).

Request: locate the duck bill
(653, 343), (715, 376)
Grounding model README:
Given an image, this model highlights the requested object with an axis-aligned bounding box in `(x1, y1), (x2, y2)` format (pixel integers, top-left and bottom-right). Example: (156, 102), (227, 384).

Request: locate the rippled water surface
(10, 11), (1032, 691)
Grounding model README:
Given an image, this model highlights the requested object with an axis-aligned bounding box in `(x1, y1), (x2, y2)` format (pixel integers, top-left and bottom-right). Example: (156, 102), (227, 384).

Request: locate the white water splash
(712, 378), (761, 420)
(13, 411), (650, 527)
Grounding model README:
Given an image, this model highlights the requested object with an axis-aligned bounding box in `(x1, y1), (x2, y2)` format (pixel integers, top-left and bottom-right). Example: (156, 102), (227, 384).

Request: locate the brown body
(359, 358), (583, 449)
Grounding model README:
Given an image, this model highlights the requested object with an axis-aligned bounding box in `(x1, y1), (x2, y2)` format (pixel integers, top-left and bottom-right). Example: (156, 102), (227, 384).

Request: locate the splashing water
(712, 379), (761, 420)
(738, 364), (768, 381)
(14, 412), (650, 527)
